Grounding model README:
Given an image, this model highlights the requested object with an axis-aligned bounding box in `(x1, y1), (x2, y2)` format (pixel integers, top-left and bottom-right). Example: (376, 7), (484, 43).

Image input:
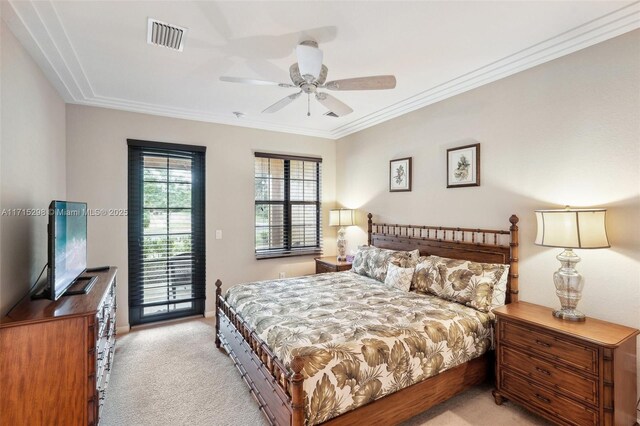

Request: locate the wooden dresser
(493, 302), (638, 426)
(0, 267), (117, 426)
(314, 256), (352, 274)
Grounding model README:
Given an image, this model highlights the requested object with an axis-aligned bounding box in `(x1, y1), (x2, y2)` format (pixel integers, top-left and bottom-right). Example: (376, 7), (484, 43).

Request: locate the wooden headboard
(367, 213), (520, 304)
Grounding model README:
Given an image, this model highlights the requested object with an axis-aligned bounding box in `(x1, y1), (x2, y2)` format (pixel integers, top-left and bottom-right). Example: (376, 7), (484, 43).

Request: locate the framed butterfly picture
(389, 157), (412, 192)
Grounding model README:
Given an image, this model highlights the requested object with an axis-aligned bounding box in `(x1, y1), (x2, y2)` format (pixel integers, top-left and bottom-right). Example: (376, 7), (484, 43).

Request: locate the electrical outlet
(279, 272), (286, 279)
(215, 230), (222, 240)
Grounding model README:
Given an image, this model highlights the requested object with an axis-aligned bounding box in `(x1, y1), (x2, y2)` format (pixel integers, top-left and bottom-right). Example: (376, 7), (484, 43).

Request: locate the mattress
(225, 271), (493, 425)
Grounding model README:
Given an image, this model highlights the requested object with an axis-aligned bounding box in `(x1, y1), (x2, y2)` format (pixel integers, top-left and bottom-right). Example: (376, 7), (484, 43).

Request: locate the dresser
(493, 302), (638, 426)
(315, 256), (353, 274)
(0, 267), (117, 425)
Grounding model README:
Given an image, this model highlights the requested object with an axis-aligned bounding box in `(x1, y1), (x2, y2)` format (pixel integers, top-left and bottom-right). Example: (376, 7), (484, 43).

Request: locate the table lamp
(535, 207), (610, 321)
(329, 209), (354, 261)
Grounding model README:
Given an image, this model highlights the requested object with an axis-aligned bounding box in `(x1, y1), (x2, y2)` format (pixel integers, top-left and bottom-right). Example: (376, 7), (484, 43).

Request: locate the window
(128, 139), (206, 325)
(254, 152), (322, 259)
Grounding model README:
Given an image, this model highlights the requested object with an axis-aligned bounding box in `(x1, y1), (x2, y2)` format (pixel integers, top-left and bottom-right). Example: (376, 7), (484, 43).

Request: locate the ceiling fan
(220, 40), (396, 117)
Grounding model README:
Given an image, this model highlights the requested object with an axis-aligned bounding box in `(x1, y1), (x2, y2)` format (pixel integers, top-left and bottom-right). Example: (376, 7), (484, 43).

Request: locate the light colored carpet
(101, 318), (549, 426)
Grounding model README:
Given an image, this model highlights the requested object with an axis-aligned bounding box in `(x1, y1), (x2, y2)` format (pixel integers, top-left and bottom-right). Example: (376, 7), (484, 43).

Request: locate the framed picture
(447, 144), (480, 188)
(389, 157), (412, 192)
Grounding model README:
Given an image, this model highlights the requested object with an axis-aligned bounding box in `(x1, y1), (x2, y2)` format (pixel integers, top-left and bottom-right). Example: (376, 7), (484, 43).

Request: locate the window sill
(256, 250), (322, 260)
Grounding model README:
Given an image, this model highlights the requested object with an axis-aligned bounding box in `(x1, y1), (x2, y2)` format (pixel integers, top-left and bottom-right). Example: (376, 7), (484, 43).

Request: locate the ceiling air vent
(147, 18), (187, 52)
(324, 111), (339, 118)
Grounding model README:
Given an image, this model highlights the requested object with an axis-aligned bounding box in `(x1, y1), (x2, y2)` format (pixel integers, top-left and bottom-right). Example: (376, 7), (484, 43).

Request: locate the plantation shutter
(254, 152), (322, 259)
(128, 139), (206, 325)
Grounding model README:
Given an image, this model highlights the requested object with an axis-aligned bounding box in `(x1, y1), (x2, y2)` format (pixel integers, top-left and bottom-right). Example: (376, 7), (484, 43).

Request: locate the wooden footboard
(215, 279), (304, 426)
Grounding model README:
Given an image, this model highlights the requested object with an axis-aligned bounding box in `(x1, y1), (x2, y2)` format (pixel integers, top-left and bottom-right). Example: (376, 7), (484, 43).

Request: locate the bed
(215, 213), (520, 425)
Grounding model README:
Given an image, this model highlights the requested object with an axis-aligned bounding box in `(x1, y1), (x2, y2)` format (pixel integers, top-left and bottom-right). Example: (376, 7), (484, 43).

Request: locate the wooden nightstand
(492, 302), (639, 426)
(314, 256), (352, 274)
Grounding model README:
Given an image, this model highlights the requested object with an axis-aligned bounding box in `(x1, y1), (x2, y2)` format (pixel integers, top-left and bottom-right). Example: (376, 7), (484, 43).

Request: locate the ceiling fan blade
(296, 42), (323, 80)
(324, 75), (396, 91)
(220, 76), (294, 88)
(262, 91), (302, 113)
(315, 92), (353, 117)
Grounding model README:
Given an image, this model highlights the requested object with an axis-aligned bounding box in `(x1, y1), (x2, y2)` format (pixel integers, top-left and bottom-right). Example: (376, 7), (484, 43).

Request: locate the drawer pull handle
(535, 394), (550, 404)
(535, 367), (551, 376)
(535, 339), (551, 348)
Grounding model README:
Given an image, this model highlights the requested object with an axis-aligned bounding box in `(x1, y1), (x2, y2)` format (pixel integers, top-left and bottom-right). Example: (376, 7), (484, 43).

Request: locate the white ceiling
(3, 1), (639, 139)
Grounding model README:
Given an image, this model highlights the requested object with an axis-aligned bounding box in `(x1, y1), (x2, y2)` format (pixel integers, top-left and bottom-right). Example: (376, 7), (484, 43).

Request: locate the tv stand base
(65, 276), (97, 296)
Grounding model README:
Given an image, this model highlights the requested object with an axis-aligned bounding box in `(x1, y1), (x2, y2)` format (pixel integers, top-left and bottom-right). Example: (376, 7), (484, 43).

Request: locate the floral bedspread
(224, 271), (492, 425)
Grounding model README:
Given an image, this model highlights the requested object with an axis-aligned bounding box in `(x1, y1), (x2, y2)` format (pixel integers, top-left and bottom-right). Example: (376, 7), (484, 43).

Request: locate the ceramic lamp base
(337, 227), (347, 261)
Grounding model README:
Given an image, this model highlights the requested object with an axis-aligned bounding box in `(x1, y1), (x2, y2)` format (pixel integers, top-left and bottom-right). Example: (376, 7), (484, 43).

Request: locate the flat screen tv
(47, 200), (88, 300)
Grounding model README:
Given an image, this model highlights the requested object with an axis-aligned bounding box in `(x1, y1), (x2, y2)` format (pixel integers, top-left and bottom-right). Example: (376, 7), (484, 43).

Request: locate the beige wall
(336, 30), (640, 390)
(65, 105), (336, 328)
(0, 21), (67, 316)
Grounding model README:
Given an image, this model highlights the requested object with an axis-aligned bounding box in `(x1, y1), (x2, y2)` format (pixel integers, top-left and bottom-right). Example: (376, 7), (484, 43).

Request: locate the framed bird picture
(389, 157), (412, 192)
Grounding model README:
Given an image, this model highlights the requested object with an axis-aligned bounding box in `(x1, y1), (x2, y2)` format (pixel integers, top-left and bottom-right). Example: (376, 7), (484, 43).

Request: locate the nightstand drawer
(316, 262), (335, 274)
(500, 320), (598, 374)
(499, 345), (598, 405)
(501, 369), (598, 426)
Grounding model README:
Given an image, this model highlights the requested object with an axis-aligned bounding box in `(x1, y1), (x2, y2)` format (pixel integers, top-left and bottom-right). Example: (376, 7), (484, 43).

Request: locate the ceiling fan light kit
(220, 40), (397, 117)
(296, 40), (323, 80)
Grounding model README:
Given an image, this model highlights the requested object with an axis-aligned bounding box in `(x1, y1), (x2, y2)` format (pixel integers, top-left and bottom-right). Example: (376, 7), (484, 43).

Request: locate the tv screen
(48, 201), (87, 300)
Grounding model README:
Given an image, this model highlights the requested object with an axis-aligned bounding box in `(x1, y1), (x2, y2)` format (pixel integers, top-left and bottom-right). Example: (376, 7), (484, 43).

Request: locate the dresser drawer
(501, 369), (598, 426)
(500, 320), (598, 374)
(499, 345), (598, 405)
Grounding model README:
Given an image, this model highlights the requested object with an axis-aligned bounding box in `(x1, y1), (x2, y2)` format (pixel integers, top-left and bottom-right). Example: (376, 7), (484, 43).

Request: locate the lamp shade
(535, 208), (610, 249)
(329, 209), (354, 227)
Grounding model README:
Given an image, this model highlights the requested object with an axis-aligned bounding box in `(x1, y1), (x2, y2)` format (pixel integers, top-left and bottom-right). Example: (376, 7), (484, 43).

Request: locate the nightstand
(314, 256), (352, 274)
(492, 302), (639, 426)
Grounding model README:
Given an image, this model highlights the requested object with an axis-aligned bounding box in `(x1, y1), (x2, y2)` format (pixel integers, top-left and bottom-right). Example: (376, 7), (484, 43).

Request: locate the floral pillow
(405, 249), (421, 267)
(384, 263), (415, 291)
(351, 246), (415, 282)
(412, 256), (438, 293)
(351, 246), (375, 276)
(414, 255), (510, 313)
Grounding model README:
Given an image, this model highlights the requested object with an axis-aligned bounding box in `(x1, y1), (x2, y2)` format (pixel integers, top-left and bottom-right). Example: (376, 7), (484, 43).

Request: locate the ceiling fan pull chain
(307, 94), (311, 117)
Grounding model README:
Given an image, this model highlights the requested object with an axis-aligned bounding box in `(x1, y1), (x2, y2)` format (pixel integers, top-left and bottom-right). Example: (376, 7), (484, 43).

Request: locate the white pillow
(384, 263), (415, 292)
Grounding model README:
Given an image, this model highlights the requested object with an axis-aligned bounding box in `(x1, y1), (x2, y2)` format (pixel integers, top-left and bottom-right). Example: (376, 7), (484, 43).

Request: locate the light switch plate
(215, 230), (223, 240)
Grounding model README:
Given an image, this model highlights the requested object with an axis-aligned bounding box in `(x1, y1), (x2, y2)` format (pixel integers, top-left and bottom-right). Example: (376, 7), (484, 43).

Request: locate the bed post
(215, 279), (222, 348)
(367, 213), (373, 246)
(508, 215), (519, 303)
(290, 356), (305, 426)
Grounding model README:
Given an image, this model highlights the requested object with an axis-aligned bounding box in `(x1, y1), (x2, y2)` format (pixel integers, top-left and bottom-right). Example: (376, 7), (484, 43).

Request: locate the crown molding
(78, 94), (336, 139)
(4, 0), (639, 141)
(330, 1), (640, 139)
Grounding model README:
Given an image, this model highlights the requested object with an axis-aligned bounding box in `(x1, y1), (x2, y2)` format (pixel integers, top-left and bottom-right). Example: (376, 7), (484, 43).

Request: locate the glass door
(128, 140), (205, 325)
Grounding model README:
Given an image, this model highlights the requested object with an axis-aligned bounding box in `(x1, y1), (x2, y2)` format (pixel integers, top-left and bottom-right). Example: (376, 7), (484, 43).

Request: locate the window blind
(255, 152), (322, 259)
(128, 139), (206, 325)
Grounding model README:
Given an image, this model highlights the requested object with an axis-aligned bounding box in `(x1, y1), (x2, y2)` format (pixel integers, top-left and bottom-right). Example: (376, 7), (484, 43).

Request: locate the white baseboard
(116, 325), (130, 334)
(204, 310), (216, 318)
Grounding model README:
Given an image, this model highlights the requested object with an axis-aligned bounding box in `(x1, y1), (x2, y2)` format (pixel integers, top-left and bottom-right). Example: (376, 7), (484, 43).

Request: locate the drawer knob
(535, 367), (551, 376)
(535, 393), (551, 404)
(535, 339), (551, 348)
